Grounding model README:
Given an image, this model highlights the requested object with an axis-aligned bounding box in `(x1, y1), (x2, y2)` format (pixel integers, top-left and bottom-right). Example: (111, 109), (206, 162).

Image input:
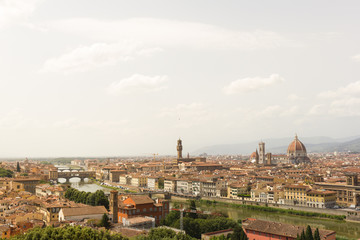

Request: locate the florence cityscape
(1, 0), (360, 239)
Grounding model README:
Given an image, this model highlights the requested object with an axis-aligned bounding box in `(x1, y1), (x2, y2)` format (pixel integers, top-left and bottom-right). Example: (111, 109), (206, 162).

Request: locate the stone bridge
(58, 169), (85, 172)
(49, 170), (95, 182)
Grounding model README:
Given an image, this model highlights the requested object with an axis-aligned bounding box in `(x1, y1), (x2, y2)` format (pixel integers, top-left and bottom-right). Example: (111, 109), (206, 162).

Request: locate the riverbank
(171, 195), (347, 218)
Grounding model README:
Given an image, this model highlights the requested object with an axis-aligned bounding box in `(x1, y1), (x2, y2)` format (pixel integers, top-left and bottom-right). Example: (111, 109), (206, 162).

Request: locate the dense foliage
(65, 188), (109, 209)
(0, 167), (13, 177)
(16, 162), (21, 172)
(161, 201), (246, 239)
(10, 225), (128, 240)
(197, 199), (346, 221)
(136, 228), (196, 240)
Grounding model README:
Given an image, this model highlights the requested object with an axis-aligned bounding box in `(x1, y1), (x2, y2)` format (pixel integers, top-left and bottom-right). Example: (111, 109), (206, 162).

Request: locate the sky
(0, 0), (360, 157)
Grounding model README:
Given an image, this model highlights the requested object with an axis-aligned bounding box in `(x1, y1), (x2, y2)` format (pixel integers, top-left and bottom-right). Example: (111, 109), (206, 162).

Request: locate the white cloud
(318, 81), (360, 99)
(235, 104), (299, 121)
(107, 74), (168, 95)
(0, 0), (42, 28)
(46, 18), (293, 50)
(329, 98), (360, 116)
(308, 104), (326, 116)
(223, 74), (285, 94)
(352, 54), (360, 62)
(40, 42), (162, 74)
(313, 81), (360, 117)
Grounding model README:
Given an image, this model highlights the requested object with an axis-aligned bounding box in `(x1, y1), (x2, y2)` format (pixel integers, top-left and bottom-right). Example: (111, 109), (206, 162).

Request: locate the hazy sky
(1, 0), (360, 157)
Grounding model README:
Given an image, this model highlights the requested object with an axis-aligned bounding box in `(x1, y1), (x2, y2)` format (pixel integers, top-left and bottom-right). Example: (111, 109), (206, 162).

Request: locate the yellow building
(284, 184), (309, 206)
(306, 190), (336, 208)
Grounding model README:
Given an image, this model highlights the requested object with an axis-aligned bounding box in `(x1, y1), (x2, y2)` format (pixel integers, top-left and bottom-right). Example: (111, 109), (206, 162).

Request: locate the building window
(143, 208), (147, 212)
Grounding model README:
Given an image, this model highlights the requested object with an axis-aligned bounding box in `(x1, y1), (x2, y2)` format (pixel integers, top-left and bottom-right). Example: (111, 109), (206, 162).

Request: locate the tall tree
(100, 213), (111, 229)
(300, 230), (306, 240)
(188, 200), (197, 219)
(313, 228), (321, 240)
(305, 226), (314, 240)
(16, 162), (20, 172)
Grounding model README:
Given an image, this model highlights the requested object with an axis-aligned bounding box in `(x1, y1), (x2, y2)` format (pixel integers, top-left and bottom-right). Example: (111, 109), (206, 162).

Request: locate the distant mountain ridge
(193, 136), (360, 155)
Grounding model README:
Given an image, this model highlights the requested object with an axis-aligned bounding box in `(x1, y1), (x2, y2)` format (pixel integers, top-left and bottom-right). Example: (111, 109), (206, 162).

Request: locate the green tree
(230, 224), (248, 240)
(188, 200), (198, 219)
(313, 228), (320, 240)
(305, 225), (314, 240)
(0, 168), (13, 177)
(100, 213), (111, 229)
(300, 229), (306, 240)
(162, 210), (180, 226)
(16, 162), (21, 172)
(11, 225), (128, 240)
(158, 178), (164, 189)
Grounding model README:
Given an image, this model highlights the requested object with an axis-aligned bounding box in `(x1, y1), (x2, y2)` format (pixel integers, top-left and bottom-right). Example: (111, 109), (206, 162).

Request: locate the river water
(174, 201), (360, 239)
(58, 178), (111, 193)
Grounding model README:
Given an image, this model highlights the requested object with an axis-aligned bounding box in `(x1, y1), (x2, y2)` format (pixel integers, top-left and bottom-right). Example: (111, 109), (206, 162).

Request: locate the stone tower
(266, 153), (272, 165)
(259, 141), (265, 164)
(177, 139), (183, 159)
(110, 190), (118, 223)
(255, 149), (259, 164)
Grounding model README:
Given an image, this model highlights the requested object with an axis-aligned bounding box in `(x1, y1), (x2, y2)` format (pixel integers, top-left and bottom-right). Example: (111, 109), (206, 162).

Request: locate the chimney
(110, 190), (118, 223)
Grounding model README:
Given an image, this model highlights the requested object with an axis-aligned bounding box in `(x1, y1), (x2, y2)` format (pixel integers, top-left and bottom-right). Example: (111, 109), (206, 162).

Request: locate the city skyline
(1, 0), (360, 157)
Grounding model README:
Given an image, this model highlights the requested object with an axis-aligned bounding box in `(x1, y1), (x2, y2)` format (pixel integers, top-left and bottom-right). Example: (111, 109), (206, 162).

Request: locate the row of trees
(136, 228), (195, 240)
(296, 226), (321, 240)
(64, 188), (109, 209)
(11, 225), (127, 240)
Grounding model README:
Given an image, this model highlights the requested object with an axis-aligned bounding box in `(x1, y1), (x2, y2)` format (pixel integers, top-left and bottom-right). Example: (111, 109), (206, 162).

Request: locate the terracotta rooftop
(243, 218), (335, 239)
(61, 206), (107, 217)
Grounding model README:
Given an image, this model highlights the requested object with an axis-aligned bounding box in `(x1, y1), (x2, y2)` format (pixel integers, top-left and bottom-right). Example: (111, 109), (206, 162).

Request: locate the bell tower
(110, 190), (118, 223)
(177, 139), (183, 159)
(259, 141), (265, 164)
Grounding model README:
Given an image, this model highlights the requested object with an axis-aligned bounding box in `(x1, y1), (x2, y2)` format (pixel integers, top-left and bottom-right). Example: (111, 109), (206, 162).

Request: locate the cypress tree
(314, 228), (321, 240)
(305, 225), (314, 240)
(16, 162), (20, 172)
(100, 213), (111, 229)
(300, 230), (306, 240)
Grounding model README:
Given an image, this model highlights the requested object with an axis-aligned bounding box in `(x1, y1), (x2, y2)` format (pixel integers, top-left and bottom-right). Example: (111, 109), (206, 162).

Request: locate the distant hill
(193, 136), (360, 155)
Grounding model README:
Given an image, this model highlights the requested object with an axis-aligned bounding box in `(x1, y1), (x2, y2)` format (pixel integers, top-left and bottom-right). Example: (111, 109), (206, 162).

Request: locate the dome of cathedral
(287, 135), (307, 154)
(250, 151), (258, 159)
